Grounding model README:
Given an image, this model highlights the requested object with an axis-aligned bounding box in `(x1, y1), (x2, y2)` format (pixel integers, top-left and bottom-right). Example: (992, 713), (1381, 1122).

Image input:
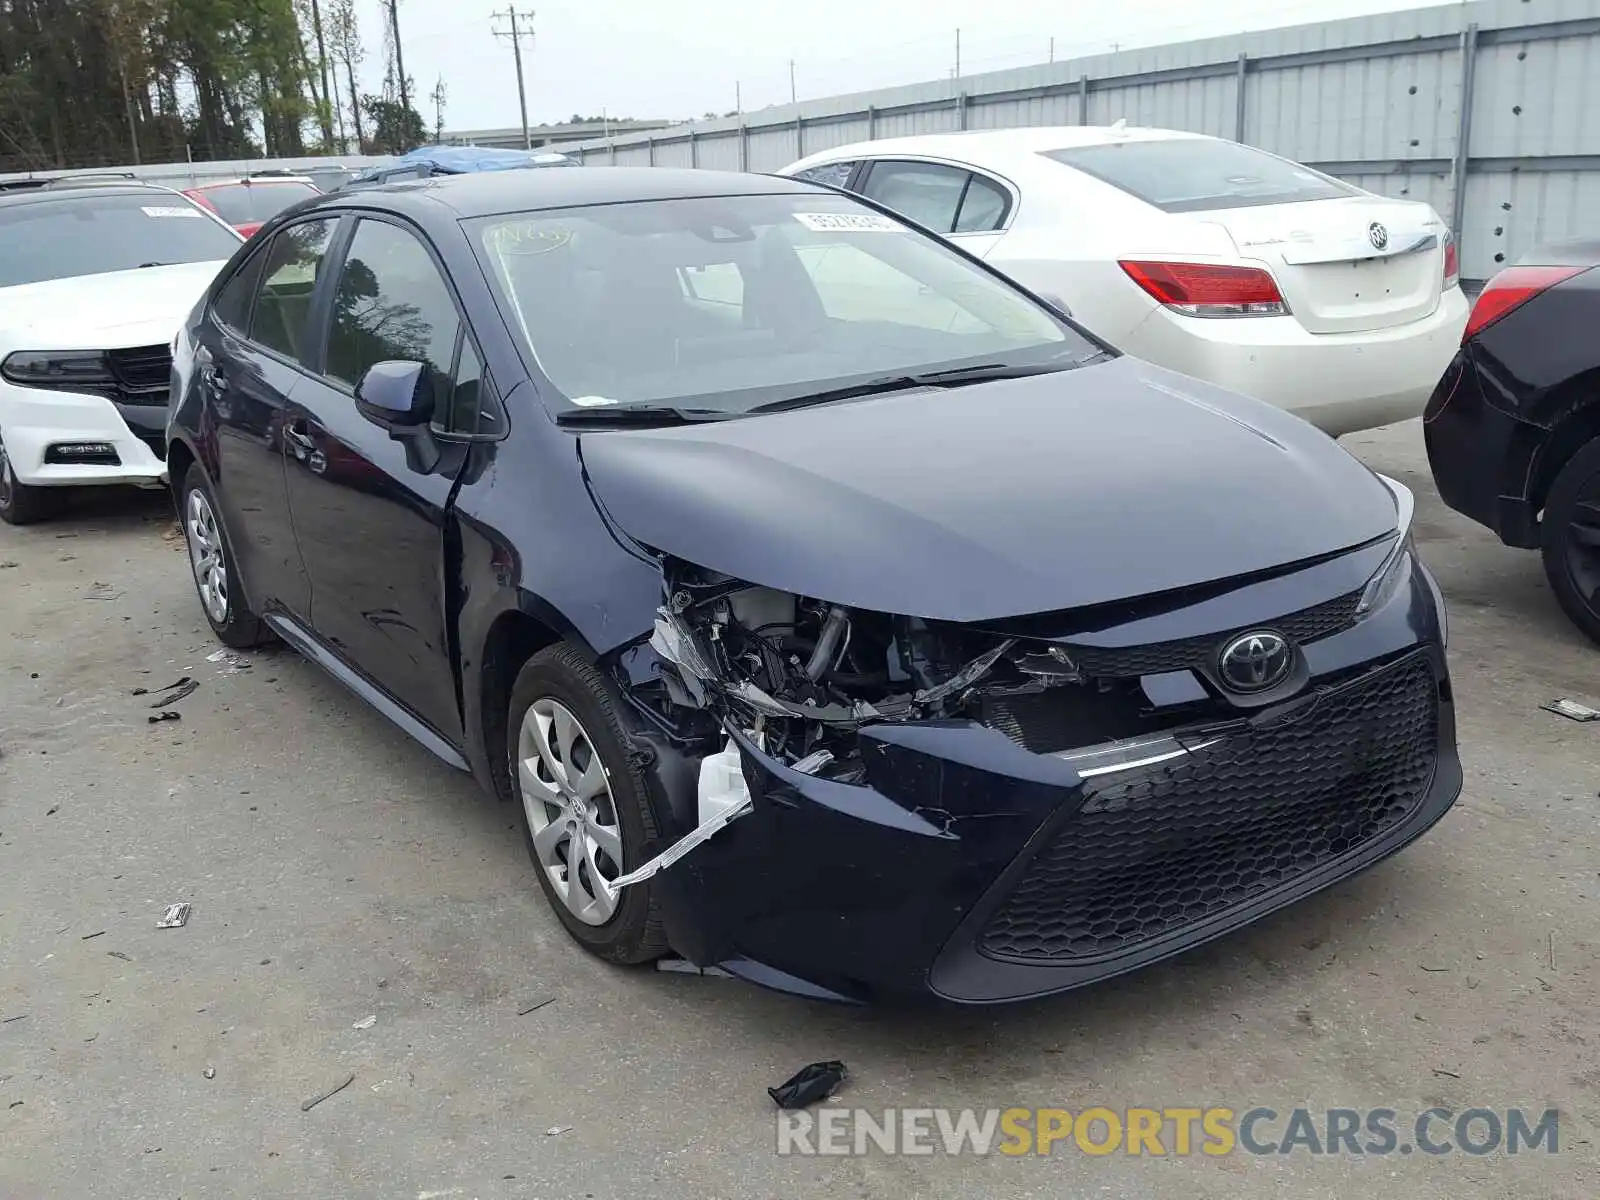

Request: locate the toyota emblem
(1367, 221), (1389, 251)
(1217, 631), (1293, 693)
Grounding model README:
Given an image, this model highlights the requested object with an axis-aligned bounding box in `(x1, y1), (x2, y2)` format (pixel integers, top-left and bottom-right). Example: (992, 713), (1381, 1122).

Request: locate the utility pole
(955, 28), (961, 78)
(492, 8), (535, 149)
(735, 81), (742, 116)
(430, 75), (447, 142)
(1049, 36), (1054, 63)
(388, 0), (410, 116)
(789, 59), (796, 104)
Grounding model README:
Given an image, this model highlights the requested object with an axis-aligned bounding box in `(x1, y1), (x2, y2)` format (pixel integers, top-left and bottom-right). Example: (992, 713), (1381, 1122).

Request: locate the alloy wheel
(185, 487), (230, 625)
(516, 697), (623, 926)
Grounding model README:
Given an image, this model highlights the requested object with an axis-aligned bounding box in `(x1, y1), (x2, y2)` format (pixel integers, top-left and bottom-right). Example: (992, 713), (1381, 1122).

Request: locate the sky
(346, 0), (1464, 133)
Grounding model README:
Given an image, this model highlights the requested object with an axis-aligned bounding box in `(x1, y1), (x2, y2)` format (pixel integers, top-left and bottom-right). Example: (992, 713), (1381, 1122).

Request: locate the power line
(492, 8), (536, 149)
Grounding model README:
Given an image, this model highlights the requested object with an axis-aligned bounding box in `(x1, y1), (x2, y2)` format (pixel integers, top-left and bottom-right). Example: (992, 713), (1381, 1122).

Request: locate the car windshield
(1043, 139), (1357, 213)
(0, 192), (241, 286)
(470, 191), (1096, 414)
(199, 181), (319, 224)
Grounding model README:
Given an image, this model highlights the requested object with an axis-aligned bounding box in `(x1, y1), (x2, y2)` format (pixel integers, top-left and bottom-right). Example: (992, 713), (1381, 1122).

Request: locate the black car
(167, 167), (1459, 1005)
(1425, 242), (1600, 643)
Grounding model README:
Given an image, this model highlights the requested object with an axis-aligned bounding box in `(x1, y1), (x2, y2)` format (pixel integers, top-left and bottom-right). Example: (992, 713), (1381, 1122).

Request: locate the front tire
(508, 643), (668, 964)
(1540, 437), (1600, 645)
(180, 463), (269, 649)
(0, 434), (57, 526)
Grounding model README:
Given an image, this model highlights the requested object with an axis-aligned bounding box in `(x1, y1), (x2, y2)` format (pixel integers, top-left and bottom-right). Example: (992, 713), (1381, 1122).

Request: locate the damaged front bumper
(619, 551), (1461, 1005)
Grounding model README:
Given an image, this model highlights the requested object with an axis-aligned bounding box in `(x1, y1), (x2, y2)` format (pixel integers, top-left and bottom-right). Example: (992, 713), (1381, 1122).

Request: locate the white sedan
(0, 180), (241, 523)
(781, 126), (1470, 435)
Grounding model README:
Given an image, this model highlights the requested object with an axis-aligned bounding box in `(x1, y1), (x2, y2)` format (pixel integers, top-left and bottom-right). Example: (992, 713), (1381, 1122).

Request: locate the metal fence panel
(747, 127), (802, 171)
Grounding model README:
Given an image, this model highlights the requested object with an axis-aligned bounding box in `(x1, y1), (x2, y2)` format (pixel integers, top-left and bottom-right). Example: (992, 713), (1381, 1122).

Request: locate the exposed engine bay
(636, 559), (1155, 780)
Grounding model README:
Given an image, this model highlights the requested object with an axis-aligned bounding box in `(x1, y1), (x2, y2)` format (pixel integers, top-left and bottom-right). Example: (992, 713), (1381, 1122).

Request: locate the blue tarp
(346, 144), (578, 186)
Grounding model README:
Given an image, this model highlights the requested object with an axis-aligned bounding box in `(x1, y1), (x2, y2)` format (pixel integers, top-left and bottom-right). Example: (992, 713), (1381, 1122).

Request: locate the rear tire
(0, 434), (58, 526)
(180, 463), (270, 649)
(1540, 436), (1600, 645)
(507, 643), (669, 965)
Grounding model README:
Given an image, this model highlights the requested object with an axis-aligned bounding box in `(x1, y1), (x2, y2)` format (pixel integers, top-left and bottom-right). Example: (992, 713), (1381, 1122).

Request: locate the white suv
(0, 179), (242, 523)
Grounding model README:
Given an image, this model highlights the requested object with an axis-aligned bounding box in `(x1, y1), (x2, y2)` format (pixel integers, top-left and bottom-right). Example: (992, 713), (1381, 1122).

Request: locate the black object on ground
(301, 1072), (356, 1112)
(768, 1061), (848, 1110)
(148, 712), (181, 724)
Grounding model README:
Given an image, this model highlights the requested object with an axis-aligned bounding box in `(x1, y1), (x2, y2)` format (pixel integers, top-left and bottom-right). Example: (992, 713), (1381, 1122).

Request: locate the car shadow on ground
(45, 484), (174, 532)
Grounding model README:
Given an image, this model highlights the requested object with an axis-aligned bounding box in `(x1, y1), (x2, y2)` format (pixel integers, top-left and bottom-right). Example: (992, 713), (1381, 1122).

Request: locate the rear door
(1043, 138), (1447, 334)
(200, 216), (341, 619)
(282, 214), (476, 742)
(856, 159), (1013, 259)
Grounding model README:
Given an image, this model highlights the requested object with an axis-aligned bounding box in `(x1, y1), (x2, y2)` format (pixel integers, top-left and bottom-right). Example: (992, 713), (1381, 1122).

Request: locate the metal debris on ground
(767, 1061), (848, 1110)
(1, 1014), (27, 1024)
(81, 930), (106, 940)
(352, 1014), (377, 1030)
(206, 650), (252, 671)
(545, 1125), (573, 1137)
(148, 712), (181, 724)
(130, 687), (148, 696)
(149, 678), (198, 707)
(654, 957), (733, 978)
(1541, 698), (1600, 722)
(106, 950), (132, 962)
(203, 1067), (216, 1080)
(300, 1072), (357, 1112)
(156, 903), (191, 929)
(0, 561), (17, 569)
(517, 996), (556, 1016)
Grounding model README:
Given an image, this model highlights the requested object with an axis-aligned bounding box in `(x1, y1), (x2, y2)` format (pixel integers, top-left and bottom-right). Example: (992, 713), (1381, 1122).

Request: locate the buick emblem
(1218, 631), (1293, 693)
(1367, 221), (1389, 251)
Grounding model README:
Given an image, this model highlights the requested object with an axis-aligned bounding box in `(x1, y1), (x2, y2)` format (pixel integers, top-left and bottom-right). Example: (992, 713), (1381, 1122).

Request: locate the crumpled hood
(0, 260), (227, 348)
(579, 356), (1399, 622)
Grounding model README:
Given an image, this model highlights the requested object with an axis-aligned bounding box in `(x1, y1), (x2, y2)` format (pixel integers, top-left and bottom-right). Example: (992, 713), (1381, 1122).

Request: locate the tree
(360, 95), (425, 154)
(325, 0), (364, 150)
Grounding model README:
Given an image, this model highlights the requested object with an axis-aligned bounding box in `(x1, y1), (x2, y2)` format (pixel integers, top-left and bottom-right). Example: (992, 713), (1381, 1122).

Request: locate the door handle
(201, 363), (229, 393)
(283, 417), (315, 451)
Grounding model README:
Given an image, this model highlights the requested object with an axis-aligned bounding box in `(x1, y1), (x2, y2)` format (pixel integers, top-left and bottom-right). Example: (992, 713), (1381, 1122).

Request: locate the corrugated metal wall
(561, 0), (1600, 281)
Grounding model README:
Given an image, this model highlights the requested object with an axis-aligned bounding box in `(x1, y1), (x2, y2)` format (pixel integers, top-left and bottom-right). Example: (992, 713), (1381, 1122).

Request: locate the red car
(182, 175), (322, 239)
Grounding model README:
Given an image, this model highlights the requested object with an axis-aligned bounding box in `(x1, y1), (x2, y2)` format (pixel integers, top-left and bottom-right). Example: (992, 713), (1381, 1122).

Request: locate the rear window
(1042, 139), (1356, 213)
(0, 193), (241, 286)
(197, 181), (319, 225)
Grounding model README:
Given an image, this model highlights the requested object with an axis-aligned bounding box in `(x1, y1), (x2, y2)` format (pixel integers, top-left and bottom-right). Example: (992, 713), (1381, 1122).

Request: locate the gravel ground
(1, 419), (1597, 1199)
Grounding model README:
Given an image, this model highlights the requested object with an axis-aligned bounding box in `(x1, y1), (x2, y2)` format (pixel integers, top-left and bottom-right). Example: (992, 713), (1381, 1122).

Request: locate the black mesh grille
(107, 345), (172, 400)
(978, 654), (1438, 963)
(1064, 590), (1362, 678)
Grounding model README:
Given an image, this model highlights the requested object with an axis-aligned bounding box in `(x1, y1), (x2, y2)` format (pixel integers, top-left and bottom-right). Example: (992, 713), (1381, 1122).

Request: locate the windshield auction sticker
(793, 212), (903, 233)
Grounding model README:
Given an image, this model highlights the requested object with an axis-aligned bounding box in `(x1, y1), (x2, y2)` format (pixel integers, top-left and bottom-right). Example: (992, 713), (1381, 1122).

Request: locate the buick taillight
(1462, 264), (1586, 343)
(1442, 230), (1459, 289)
(1118, 260), (1289, 317)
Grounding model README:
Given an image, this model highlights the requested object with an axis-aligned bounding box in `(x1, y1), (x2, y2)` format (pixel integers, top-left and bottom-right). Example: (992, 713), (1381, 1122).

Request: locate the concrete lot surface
(1, 419), (1597, 1199)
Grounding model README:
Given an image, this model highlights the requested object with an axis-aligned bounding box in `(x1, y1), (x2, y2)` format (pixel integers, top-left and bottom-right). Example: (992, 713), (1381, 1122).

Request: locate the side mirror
(355, 360), (431, 428)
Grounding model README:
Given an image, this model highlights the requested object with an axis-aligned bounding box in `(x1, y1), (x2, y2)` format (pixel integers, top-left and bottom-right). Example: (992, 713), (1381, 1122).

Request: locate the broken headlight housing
(1355, 475), (1417, 619)
(644, 563), (1086, 772)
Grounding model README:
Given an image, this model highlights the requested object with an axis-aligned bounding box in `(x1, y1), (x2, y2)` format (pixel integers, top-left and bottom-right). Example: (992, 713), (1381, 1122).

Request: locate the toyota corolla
(167, 168), (1460, 1004)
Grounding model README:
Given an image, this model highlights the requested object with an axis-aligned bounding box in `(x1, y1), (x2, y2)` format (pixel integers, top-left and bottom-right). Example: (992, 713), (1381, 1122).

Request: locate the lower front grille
(133, 429), (167, 461)
(978, 653), (1439, 963)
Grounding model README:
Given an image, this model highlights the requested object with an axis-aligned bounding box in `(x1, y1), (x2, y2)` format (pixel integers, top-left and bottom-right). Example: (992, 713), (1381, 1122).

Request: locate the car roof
(791, 124), (1214, 167)
(0, 181), (182, 209)
(320, 166), (820, 219)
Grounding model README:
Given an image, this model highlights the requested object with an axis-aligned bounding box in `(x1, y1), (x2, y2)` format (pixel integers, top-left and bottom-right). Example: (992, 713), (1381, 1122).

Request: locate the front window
(197, 181), (320, 226)
(471, 192), (1092, 414)
(1043, 139), (1357, 214)
(0, 193), (241, 287)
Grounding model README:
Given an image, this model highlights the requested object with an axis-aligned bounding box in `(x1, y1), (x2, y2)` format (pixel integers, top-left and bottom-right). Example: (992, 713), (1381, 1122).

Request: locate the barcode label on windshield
(793, 212), (902, 233)
(142, 205), (202, 218)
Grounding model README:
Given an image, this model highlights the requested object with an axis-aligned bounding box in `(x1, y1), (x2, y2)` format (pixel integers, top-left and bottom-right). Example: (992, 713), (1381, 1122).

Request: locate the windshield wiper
(748, 360), (1080, 416)
(555, 403), (738, 428)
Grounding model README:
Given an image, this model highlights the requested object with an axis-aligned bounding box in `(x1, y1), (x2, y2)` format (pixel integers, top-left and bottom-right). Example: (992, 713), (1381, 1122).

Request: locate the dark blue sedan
(167, 167), (1459, 1004)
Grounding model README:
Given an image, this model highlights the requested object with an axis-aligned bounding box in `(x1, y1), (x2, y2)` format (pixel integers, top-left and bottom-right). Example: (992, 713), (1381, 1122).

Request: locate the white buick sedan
(782, 126), (1469, 435)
